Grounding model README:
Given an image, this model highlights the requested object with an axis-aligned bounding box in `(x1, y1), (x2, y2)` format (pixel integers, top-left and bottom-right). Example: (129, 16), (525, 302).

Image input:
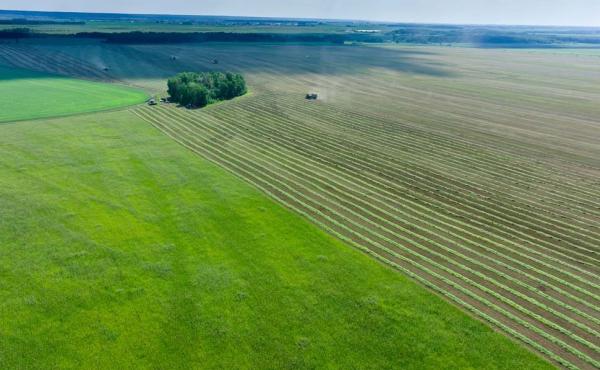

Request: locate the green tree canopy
(167, 72), (247, 108)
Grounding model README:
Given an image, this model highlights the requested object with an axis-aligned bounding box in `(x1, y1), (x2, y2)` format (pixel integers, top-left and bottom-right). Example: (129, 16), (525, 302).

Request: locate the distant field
(1, 40), (599, 368)
(0, 65), (146, 123)
(0, 110), (549, 369)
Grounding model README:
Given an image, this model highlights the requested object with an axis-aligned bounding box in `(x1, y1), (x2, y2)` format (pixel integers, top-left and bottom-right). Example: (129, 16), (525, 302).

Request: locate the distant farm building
(306, 93), (318, 100)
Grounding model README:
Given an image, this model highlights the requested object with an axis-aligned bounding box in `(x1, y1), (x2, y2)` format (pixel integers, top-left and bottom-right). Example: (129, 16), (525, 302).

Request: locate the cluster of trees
(0, 29), (383, 44)
(0, 28), (32, 40)
(0, 19), (85, 25)
(389, 26), (600, 47)
(6, 26), (600, 48)
(64, 29), (600, 46)
(76, 31), (354, 44)
(167, 72), (247, 108)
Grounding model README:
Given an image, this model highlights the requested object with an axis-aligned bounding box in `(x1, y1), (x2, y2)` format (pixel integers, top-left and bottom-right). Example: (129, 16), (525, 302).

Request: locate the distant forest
(0, 19), (85, 25)
(0, 29), (384, 44)
(76, 31), (365, 44)
(389, 27), (600, 46)
(1, 15), (600, 47)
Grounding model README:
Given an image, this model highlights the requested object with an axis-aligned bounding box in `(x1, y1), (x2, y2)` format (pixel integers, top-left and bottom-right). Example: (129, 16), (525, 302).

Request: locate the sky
(1, 0), (599, 27)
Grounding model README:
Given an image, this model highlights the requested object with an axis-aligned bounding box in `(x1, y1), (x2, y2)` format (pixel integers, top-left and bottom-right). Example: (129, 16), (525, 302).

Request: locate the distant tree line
(3, 27), (600, 47)
(0, 28), (385, 44)
(167, 72), (247, 108)
(389, 27), (600, 47)
(0, 19), (85, 25)
(0, 28), (33, 41)
(75, 31), (358, 44)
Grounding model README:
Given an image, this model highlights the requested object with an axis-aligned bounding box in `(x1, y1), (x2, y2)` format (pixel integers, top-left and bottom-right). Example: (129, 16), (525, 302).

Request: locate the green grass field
(0, 110), (550, 369)
(0, 65), (147, 123)
(1, 38), (599, 369)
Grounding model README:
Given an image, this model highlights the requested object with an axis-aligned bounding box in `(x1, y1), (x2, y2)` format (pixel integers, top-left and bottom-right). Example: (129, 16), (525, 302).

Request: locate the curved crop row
(134, 107), (600, 368)
(133, 108), (598, 369)
(148, 107), (600, 346)
(158, 104), (600, 311)
(159, 105), (600, 330)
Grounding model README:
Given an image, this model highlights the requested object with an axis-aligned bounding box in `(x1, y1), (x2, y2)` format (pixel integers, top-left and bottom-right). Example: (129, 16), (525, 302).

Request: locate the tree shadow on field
(0, 41), (114, 82)
(0, 63), (57, 81)
(130, 42), (456, 78)
(6, 38), (457, 84)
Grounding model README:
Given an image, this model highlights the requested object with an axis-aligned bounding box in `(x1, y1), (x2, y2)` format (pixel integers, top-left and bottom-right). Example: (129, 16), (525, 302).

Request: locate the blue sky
(1, 0), (599, 26)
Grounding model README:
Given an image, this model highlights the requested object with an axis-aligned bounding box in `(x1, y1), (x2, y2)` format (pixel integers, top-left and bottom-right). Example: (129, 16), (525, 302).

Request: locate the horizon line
(1, 8), (599, 29)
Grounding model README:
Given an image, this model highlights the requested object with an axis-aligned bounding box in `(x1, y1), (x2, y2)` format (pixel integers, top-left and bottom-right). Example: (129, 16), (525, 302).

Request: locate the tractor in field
(306, 93), (318, 100)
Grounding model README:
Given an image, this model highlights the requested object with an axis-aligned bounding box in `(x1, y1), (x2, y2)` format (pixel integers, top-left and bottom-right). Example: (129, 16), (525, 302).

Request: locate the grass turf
(0, 110), (551, 369)
(0, 66), (147, 123)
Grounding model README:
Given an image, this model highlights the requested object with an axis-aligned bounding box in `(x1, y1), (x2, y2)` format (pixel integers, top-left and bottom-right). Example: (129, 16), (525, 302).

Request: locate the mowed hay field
(0, 111), (551, 369)
(0, 65), (147, 123)
(1, 40), (600, 368)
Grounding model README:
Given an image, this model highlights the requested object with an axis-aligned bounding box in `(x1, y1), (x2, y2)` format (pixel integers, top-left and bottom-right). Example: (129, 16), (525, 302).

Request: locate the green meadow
(3, 34), (598, 368)
(0, 109), (551, 369)
(0, 66), (147, 123)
